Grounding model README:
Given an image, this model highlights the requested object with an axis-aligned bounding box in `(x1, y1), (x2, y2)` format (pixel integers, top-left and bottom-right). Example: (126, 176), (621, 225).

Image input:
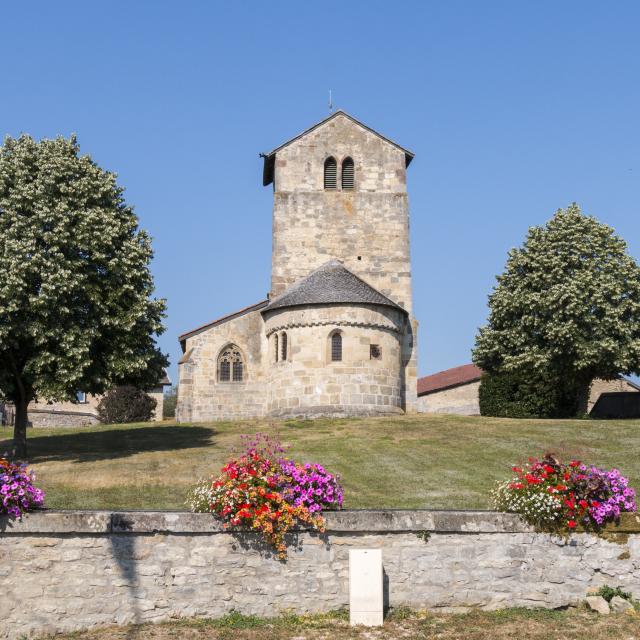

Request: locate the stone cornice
(265, 319), (400, 337)
(3, 509), (638, 535)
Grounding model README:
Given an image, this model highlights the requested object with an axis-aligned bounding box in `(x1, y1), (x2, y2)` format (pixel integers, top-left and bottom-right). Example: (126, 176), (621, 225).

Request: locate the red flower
(579, 500), (588, 509)
(567, 520), (577, 529)
(512, 466), (522, 473)
(569, 460), (580, 468)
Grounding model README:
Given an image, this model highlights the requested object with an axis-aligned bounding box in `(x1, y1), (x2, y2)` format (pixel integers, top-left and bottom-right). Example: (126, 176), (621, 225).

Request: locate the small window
(331, 332), (342, 362)
(324, 157), (337, 189)
(281, 332), (288, 361)
(76, 391), (87, 404)
(342, 157), (354, 190)
(370, 344), (381, 360)
(218, 344), (244, 382)
(274, 333), (279, 363)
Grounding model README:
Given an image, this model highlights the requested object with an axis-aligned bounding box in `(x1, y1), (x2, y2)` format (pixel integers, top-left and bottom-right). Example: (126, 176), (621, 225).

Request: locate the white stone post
(349, 548), (384, 626)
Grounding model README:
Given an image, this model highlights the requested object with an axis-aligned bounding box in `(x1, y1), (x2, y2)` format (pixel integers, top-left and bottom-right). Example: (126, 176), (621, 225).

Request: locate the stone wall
(176, 308), (267, 422)
(1, 510), (639, 639)
(3, 386), (166, 428)
(416, 381), (481, 415)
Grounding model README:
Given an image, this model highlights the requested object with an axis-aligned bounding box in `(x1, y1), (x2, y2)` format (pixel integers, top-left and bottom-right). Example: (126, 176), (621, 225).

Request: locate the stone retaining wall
(1, 510), (639, 639)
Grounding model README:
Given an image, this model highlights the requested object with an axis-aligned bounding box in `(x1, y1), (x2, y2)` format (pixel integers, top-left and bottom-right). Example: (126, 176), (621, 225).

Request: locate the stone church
(176, 110), (418, 421)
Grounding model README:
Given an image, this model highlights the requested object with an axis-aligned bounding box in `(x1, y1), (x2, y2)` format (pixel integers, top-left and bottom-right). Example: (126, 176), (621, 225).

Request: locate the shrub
(0, 457), (45, 518)
(479, 371), (582, 419)
(187, 433), (343, 558)
(492, 454), (637, 530)
(97, 386), (157, 424)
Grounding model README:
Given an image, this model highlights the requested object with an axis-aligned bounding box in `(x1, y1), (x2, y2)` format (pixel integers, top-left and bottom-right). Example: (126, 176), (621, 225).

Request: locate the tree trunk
(12, 396), (29, 460)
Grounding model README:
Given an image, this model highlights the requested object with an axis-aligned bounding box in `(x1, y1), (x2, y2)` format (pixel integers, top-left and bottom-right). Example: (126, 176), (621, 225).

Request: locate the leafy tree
(0, 134), (167, 457)
(97, 386), (157, 424)
(473, 203), (640, 416)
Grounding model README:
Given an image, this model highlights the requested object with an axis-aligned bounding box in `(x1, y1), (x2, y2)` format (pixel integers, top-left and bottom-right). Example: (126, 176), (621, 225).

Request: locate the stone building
(177, 110), (418, 421)
(416, 363), (640, 417)
(416, 364), (483, 415)
(0, 372), (171, 427)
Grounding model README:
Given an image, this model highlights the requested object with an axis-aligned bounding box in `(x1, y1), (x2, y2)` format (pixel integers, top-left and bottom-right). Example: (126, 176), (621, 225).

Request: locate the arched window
(324, 157), (337, 189)
(331, 332), (342, 362)
(274, 333), (279, 363)
(218, 344), (244, 382)
(281, 332), (288, 361)
(342, 157), (354, 190)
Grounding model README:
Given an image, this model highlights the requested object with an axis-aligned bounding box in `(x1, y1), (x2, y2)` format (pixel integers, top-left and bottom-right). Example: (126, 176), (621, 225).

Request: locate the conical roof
(263, 260), (406, 314)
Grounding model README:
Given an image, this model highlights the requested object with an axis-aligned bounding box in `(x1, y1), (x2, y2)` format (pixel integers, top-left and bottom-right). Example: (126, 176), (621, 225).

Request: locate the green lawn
(2, 413), (640, 510)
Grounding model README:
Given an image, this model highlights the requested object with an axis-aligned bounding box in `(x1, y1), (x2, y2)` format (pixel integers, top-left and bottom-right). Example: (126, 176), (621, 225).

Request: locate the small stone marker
(349, 549), (383, 626)
(586, 595), (610, 615)
(610, 596), (634, 613)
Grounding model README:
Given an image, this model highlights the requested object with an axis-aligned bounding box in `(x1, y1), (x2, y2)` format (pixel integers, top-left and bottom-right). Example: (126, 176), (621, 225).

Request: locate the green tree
(473, 203), (640, 416)
(0, 134), (167, 457)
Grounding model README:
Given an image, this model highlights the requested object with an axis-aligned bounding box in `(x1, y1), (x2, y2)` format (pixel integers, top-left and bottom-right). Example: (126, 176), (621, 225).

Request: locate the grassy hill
(2, 414), (639, 510)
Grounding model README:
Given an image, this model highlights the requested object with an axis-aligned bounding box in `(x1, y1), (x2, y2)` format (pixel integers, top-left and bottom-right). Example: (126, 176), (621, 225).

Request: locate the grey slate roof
(261, 110), (414, 186)
(263, 261), (407, 314)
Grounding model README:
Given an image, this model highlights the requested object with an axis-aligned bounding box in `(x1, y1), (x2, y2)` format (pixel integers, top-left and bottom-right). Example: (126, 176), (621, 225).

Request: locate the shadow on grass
(0, 425), (214, 463)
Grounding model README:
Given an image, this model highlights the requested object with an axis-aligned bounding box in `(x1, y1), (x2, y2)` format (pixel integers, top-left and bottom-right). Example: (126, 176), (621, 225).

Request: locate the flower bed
(492, 454), (637, 531)
(187, 434), (343, 558)
(0, 457), (45, 518)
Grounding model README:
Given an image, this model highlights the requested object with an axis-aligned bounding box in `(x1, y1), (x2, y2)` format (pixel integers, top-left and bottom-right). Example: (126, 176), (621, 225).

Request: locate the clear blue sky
(2, 1), (639, 385)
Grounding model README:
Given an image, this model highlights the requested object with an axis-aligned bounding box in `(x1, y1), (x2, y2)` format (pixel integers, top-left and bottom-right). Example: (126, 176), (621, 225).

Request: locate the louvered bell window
(324, 157), (337, 189)
(342, 157), (354, 190)
(281, 332), (288, 361)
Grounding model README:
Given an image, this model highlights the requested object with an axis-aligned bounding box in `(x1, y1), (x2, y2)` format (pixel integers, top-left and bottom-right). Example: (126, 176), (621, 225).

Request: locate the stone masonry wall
(263, 304), (407, 417)
(416, 381), (481, 415)
(271, 113), (413, 314)
(1, 510), (639, 640)
(176, 309), (267, 422)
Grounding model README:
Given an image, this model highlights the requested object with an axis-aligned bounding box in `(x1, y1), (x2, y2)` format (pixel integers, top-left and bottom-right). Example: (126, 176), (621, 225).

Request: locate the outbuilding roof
(262, 260), (407, 314)
(261, 110), (414, 186)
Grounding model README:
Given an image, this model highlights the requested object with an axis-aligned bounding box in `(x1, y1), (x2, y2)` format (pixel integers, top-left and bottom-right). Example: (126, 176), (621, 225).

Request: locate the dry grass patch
(2, 413), (640, 510)
(46, 608), (640, 640)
